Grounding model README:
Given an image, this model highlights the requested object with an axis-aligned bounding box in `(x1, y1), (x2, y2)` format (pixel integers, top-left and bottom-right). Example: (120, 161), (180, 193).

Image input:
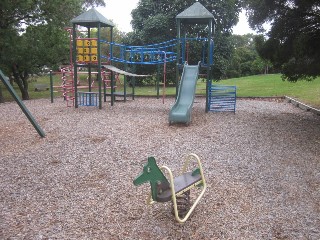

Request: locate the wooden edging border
(114, 95), (320, 116)
(285, 96), (320, 116)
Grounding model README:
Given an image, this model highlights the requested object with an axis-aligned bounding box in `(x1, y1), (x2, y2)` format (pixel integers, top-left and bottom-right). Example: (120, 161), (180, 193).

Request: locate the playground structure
(133, 153), (206, 223)
(68, 9), (171, 109)
(51, 3), (213, 103)
(50, 2), (235, 121)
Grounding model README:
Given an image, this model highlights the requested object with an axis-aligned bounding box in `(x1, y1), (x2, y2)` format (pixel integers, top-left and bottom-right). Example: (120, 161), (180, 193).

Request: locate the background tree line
(225, 34), (274, 79)
(1, 0), (319, 102)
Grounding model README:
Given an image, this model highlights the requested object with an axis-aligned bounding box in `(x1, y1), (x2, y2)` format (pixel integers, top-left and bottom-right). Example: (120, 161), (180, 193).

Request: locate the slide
(169, 64), (199, 125)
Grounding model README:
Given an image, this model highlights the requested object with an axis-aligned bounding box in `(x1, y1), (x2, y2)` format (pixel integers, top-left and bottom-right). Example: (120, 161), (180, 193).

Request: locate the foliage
(0, 0), (105, 100)
(225, 34), (272, 78)
(98, 26), (125, 71)
(244, 0), (320, 81)
(129, 0), (242, 82)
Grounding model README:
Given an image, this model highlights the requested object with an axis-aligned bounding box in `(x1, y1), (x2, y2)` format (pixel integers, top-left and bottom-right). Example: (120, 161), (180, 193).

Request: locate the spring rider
(133, 153), (206, 223)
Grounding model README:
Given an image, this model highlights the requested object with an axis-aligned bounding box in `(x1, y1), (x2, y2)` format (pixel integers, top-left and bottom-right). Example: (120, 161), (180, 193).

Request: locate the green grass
(135, 74), (320, 108)
(208, 74), (320, 108)
(1, 73), (320, 108)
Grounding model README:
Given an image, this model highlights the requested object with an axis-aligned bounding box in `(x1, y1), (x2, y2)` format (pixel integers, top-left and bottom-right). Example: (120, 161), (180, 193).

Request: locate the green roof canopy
(71, 8), (115, 28)
(176, 2), (216, 24)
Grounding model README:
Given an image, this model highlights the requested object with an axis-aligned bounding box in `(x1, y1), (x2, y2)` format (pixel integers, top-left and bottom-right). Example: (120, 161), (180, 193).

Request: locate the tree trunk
(12, 64), (30, 100)
(21, 75), (30, 100)
(0, 85), (4, 103)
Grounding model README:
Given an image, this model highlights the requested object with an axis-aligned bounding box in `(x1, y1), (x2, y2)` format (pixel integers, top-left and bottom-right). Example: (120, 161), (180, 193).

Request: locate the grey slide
(169, 64), (199, 125)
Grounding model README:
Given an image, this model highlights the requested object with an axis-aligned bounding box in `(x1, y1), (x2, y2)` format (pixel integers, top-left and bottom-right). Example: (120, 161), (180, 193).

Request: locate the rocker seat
(156, 172), (202, 202)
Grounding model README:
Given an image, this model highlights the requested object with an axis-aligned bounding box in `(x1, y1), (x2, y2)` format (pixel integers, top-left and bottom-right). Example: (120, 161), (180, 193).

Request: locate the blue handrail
(100, 38), (213, 65)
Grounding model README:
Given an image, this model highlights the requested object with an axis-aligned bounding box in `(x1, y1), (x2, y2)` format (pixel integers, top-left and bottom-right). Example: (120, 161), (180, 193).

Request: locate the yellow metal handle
(146, 192), (156, 205)
(145, 154), (206, 223)
(162, 153), (207, 223)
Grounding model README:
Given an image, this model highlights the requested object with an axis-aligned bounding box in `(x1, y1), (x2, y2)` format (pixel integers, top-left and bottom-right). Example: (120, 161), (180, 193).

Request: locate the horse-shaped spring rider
(133, 153), (206, 223)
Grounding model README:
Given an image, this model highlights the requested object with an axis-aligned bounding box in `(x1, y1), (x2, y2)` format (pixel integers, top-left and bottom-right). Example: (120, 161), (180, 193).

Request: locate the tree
(244, 0), (320, 81)
(0, 0), (105, 100)
(226, 34), (271, 78)
(129, 0), (242, 81)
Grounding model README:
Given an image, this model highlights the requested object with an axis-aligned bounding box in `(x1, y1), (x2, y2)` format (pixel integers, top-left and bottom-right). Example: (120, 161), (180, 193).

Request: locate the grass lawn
(134, 74), (320, 108)
(208, 74), (320, 108)
(1, 73), (320, 108)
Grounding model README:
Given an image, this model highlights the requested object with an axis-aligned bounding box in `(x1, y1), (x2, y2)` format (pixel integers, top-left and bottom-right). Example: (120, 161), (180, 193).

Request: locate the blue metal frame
(100, 38), (213, 66)
(208, 85), (237, 113)
(77, 92), (99, 106)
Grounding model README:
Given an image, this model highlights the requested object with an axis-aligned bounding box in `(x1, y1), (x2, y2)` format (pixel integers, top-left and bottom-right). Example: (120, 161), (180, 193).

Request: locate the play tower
(176, 2), (216, 112)
(71, 9), (115, 109)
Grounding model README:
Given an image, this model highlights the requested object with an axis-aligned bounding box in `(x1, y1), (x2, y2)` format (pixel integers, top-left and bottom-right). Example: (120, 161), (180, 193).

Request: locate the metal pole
(206, 20), (213, 113)
(103, 70), (107, 102)
(68, 28), (73, 66)
(156, 64), (160, 99)
(73, 24), (78, 108)
(50, 70), (53, 103)
(98, 23), (102, 109)
(132, 64), (136, 100)
(88, 27), (92, 93)
(162, 51), (166, 104)
(110, 27), (114, 106)
(176, 19), (181, 99)
(123, 73), (127, 102)
(0, 70), (45, 137)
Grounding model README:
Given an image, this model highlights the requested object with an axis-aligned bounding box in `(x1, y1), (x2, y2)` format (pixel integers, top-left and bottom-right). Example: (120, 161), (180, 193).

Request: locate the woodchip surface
(0, 97), (319, 239)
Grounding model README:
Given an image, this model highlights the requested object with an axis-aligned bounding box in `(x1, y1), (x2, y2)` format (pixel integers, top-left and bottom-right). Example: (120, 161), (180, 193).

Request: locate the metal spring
(172, 190), (191, 218)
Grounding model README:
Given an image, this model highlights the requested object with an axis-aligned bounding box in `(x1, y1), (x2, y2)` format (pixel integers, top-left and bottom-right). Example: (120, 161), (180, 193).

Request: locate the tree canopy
(226, 34), (270, 78)
(0, 0), (105, 100)
(244, 0), (320, 81)
(129, 0), (242, 80)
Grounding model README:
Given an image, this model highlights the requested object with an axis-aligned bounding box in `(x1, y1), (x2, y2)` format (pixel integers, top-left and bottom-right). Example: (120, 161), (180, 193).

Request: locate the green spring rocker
(133, 153), (206, 223)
